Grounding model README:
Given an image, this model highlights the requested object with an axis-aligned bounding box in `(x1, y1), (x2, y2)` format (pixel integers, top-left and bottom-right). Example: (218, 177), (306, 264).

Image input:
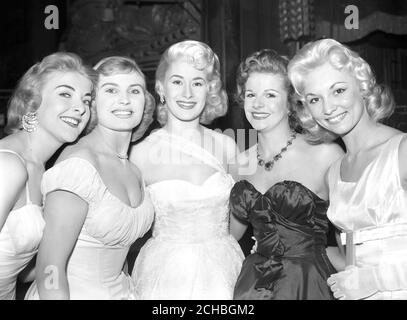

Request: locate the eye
(172, 79), (182, 85)
(130, 88), (141, 94)
(334, 88), (346, 95)
(105, 88), (117, 94)
(308, 97), (319, 105)
(83, 99), (91, 107)
(192, 81), (204, 87)
(59, 92), (71, 98)
(265, 93), (276, 98)
(245, 92), (255, 99)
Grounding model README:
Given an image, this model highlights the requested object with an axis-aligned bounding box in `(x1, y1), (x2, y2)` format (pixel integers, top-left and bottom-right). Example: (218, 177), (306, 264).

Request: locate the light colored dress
(327, 133), (407, 299)
(0, 149), (45, 300)
(25, 157), (154, 300)
(131, 129), (244, 300)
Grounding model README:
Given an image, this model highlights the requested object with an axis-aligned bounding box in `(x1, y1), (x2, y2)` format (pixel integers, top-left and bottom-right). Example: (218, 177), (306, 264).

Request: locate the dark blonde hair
(91, 56), (155, 142)
(155, 40), (228, 125)
(236, 49), (302, 132)
(5, 52), (97, 134)
(288, 38), (395, 143)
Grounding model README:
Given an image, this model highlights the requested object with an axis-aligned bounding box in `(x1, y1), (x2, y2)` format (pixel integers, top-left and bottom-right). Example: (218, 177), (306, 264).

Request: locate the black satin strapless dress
(230, 180), (336, 300)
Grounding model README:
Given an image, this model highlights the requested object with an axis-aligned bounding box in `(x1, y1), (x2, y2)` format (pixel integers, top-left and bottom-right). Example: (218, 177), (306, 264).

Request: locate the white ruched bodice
(25, 157), (154, 300)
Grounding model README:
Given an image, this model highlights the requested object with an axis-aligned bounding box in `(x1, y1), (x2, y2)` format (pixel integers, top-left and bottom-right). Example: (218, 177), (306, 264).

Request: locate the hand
(327, 266), (378, 300)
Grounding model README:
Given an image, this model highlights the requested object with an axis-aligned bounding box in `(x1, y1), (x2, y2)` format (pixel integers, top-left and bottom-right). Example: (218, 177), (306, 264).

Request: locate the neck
(341, 109), (381, 155)
(20, 129), (62, 166)
(163, 115), (203, 139)
(257, 119), (294, 158)
(93, 125), (131, 159)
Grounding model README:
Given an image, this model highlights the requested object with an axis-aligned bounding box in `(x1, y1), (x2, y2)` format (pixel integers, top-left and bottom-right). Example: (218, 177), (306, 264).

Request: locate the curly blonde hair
(155, 40), (228, 125)
(91, 56), (155, 142)
(5, 52), (97, 134)
(288, 38), (395, 143)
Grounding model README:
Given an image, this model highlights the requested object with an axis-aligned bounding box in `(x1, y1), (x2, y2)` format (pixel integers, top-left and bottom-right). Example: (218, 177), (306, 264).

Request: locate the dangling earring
(22, 111), (38, 132)
(160, 95), (166, 105)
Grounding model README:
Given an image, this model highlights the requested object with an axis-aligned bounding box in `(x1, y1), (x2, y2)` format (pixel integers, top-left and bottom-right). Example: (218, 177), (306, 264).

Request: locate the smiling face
(302, 62), (365, 135)
(159, 59), (208, 123)
(36, 71), (92, 143)
(244, 72), (289, 132)
(95, 72), (146, 132)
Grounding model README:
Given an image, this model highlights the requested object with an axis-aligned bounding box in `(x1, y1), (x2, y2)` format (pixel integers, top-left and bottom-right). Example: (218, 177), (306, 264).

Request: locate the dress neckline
(240, 179), (327, 202)
(55, 157), (146, 210)
(338, 133), (401, 184)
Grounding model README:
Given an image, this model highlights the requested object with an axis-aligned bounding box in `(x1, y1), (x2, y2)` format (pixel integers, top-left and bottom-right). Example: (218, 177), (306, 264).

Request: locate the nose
(182, 83), (193, 99)
(119, 92), (130, 105)
(322, 98), (338, 115)
(252, 96), (264, 110)
(73, 99), (87, 116)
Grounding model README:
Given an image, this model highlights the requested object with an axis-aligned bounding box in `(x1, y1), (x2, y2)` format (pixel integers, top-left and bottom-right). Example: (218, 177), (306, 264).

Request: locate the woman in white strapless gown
(0, 53), (95, 299)
(26, 56), (155, 299)
(130, 40), (244, 300)
(288, 38), (407, 299)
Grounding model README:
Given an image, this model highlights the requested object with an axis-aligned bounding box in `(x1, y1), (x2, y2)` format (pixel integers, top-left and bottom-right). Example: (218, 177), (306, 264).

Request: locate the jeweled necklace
(257, 131), (297, 171)
(101, 138), (128, 161)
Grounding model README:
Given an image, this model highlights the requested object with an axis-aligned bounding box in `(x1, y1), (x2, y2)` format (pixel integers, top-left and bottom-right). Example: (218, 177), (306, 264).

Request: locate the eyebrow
(100, 83), (143, 88)
(55, 85), (75, 91)
(329, 82), (347, 90)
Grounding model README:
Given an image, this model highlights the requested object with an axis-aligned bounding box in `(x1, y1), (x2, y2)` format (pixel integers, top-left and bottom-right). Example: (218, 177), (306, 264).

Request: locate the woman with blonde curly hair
(0, 52), (95, 299)
(129, 40), (244, 299)
(25, 56), (155, 299)
(288, 38), (407, 300)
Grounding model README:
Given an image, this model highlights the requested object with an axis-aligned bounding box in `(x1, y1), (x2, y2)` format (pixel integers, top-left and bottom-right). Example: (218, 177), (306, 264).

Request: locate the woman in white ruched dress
(288, 38), (407, 299)
(0, 52), (94, 299)
(130, 40), (244, 300)
(26, 56), (155, 299)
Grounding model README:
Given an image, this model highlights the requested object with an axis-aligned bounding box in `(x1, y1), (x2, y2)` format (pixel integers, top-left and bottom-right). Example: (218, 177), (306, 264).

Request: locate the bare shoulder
(206, 128), (239, 160)
(228, 145), (256, 180)
(399, 134), (407, 187)
(307, 141), (344, 167)
(56, 140), (97, 167)
(0, 151), (28, 182)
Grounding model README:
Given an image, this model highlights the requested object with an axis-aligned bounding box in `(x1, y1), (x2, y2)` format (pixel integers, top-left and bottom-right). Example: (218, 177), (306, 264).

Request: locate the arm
(0, 154), (27, 231)
(36, 190), (88, 300)
(230, 214), (248, 241)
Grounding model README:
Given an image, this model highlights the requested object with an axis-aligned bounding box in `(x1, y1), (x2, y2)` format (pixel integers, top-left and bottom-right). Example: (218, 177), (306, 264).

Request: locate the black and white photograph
(0, 0), (407, 308)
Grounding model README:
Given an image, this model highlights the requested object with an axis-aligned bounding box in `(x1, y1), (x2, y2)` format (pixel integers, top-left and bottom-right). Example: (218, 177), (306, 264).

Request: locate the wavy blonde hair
(288, 38), (395, 143)
(155, 40), (228, 125)
(5, 52), (97, 134)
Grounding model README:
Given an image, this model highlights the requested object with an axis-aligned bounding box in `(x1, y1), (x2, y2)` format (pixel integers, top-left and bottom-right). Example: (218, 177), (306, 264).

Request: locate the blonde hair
(5, 52), (97, 134)
(288, 38), (395, 143)
(91, 56), (155, 142)
(155, 40), (228, 125)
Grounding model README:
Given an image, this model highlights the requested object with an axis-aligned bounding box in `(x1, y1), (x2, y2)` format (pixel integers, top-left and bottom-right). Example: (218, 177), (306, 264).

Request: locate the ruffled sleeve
(229, 181), (253, 224)
(41, 157), (103, 204)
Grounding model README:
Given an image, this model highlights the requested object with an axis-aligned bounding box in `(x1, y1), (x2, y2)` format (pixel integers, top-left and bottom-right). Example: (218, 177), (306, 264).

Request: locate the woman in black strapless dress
(229, 49), (345, 300)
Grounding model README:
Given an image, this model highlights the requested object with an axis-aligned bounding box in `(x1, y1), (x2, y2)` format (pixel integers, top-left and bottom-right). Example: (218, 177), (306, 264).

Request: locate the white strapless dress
(131, 129), (244, 300)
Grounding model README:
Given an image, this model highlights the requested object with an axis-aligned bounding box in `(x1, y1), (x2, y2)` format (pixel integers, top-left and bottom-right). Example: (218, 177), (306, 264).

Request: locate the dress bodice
(26, 157), (154, 300)
(230, 180), (330, 258)
(230, 179), (335, 300)
(0, 149), (45, 300)
(327, 133), (407, 299)
(148, 171), (234, 243)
